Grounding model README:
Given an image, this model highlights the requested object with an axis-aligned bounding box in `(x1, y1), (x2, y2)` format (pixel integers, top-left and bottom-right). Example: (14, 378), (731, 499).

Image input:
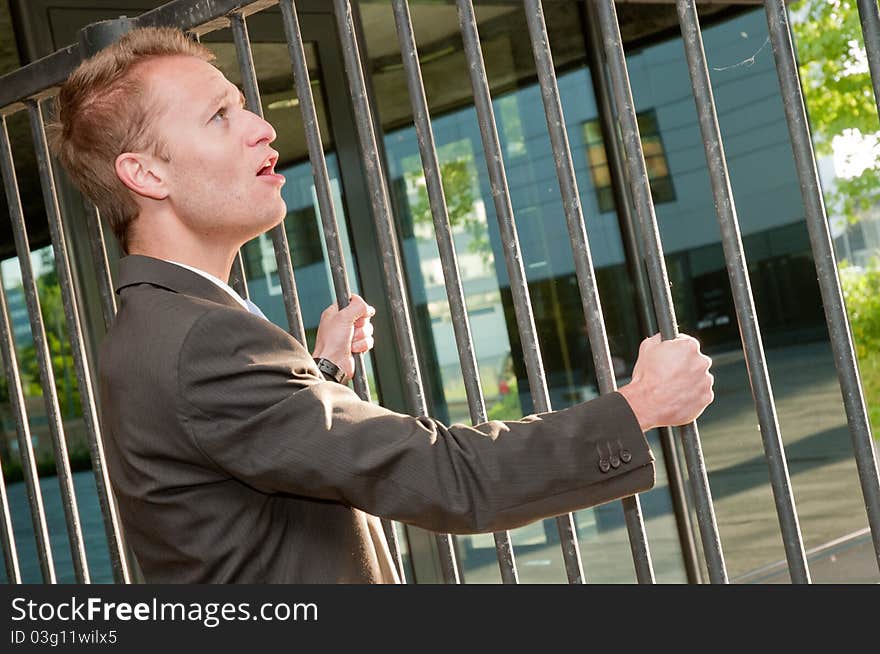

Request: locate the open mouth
(256, 153), (279, 177)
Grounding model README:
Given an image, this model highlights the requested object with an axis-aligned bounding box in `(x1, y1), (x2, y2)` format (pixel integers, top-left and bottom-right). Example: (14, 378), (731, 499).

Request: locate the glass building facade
(0, 1), (873, 583)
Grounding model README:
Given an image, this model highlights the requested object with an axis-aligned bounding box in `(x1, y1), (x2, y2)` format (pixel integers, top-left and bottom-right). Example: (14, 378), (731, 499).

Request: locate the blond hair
(47, 27), (215, 253)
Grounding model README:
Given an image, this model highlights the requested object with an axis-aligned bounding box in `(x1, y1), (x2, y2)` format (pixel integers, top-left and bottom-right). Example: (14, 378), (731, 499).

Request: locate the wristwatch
(313, 357), (346, 384)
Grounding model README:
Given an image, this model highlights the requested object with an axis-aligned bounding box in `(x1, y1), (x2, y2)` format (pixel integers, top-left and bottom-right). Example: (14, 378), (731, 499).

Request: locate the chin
(269, 197), (287, 223)
(249, 207), (287, 240)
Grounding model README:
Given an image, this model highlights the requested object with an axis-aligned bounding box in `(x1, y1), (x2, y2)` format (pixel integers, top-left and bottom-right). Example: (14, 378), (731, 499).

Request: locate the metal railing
(0, 0), (877, 584)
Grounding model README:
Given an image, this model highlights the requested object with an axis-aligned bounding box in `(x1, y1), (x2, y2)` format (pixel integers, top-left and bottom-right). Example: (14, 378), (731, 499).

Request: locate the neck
(127, 211), (242, 282)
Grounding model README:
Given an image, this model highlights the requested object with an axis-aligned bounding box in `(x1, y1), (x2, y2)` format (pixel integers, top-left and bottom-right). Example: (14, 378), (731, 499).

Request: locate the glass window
(1, 247), (109, 583)
(364, 0), (686, 583)
(583, 109), (676, 213)
(361, 2), (870, 583)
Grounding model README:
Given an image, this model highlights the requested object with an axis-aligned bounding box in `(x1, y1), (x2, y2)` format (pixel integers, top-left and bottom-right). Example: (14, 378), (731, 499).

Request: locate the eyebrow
(206, 87), (247, 117)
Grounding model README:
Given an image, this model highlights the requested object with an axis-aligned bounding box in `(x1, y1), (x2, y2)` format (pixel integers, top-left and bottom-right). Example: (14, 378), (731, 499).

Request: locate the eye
(211, 106), (228, 122)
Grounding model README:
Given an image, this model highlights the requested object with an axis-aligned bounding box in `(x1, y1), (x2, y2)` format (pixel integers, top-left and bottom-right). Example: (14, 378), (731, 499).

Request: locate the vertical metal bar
(0, 450), (21, 583)
(594, 0), (729, 583)
(82, 200), (145, 584)
(4, 110), (89, 583)
(455, 0), (584, 584)
(523, 0), (654, 584)
(764, 0), (880, 571)
(230, 11), (307, 344)
(28, 99), (131, 583)
(581, 0), (703, 584)
(391, 0), (519, 585)
(278, 0), (406, 581)
(0, 281), (24, 584)
(0, 116), (56, 584)
(3, 111), (90, 583)
(82, 202), (116, 329)
(676, 0), (810, 583)
(332, 0), (461, 584)
(856, 0), (880, 121)
(278, 0), (371, 402)
(228, 252), (250, 301)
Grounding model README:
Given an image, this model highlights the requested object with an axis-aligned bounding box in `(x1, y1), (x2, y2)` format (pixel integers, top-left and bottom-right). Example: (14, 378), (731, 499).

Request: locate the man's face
(141, 55), (286, 246)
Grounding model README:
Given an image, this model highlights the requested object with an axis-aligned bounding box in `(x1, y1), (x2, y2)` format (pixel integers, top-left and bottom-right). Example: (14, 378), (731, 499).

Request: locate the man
(49, 27), (714, 583)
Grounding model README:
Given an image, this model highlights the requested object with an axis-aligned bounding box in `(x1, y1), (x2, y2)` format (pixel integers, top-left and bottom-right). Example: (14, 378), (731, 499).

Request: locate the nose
(245, 110), (276, 146)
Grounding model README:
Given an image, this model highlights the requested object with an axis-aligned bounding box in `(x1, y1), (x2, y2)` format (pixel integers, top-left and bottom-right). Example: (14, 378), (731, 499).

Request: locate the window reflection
(366, 2), (865, 583)
(583, 109), (676, 213)
(369, 0), (684, 583)
(1, 247), (107, 583)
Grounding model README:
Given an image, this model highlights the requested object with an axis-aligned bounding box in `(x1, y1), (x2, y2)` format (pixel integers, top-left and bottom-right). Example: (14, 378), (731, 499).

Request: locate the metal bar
(134, 0), (278, 37)
(0, 279), (25, 585)
(79, 17), (136, 58)
(764, 0), (880, 571)
(228, 252), (250, 300)
(455, 0), (585, 584)
(83, 204), (147, 585)
(82, 203), (117, 329)
(594, 0), (728, 583)
(3, 112), (90, 583)
(278, 0), (405, 581)
(230, 10), (307, 343)
(0, 116), (57, 584)
(332, 0), (461, 584)
(524, 0), (654, 584)
(28, 99), (132, 583)
(391, 0), (519, 585)
(0, 44), (81, 115)
(0, 449), (21, 583)
(676, 0), (810, 583)
(0, 2), (283, 111)
(580, 0), (702, 584)
(856, 0), (880, 122)
(0, 2), (279, 113)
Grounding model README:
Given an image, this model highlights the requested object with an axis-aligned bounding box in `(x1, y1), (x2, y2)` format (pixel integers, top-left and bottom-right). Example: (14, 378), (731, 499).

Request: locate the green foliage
(793, 0), (876, 146)
(840, 260), (880, 437)
(3, 250), (81, 419)
(407, 157), (491, 260)
(410, 159), (474, 229)
(793, 0), (879, 220)
(486, 379), (522, 422)
(840, 260), (880, 359)
(859, 350), (880, 439)
(18, 255), (82, 419)
(1, 441), (92, 485)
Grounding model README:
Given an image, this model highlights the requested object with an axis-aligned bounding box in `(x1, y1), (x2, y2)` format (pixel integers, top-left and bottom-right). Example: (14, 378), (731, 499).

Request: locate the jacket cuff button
(598, 459), (611, 473)
(620, 449), (632, 463)
(610, 453), (621, 468)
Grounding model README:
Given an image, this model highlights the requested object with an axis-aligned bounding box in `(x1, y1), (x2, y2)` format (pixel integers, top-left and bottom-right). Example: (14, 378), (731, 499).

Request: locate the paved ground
(457, 340), (880, 583)
(3, 340), (876, 583)
(734, 528), (877, 583)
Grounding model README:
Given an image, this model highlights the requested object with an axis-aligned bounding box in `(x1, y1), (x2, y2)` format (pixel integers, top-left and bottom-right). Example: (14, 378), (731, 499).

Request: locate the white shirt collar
(162, 259), (249, 312)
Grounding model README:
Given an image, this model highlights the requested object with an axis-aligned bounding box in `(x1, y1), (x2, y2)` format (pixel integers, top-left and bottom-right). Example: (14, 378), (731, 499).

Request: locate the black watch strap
(314, 357), (346, 384)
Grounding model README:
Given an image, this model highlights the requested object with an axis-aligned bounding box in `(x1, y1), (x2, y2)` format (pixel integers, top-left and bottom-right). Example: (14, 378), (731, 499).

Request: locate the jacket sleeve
(177, 308), (655, 535)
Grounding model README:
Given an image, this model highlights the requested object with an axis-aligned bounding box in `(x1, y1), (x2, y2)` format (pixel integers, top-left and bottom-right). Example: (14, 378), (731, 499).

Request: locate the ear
(115, 152), (168, 201)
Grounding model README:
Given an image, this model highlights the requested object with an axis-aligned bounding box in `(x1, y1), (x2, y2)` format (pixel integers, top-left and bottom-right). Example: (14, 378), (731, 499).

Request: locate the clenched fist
(312, 294), (376, 381)
(618, 333), (714, 432)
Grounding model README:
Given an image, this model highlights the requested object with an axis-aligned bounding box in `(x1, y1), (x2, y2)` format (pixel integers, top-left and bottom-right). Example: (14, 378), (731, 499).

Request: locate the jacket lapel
(115, 254), (247, 312)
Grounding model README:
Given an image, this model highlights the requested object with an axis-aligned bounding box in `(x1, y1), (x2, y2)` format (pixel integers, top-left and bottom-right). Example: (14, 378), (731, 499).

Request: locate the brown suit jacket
(98, 254), (655, 583)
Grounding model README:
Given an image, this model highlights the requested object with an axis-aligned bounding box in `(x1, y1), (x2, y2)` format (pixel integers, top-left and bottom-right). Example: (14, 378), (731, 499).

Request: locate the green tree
(840, 258), (880, 435)
(795, 2), (880, 437)
(406, 156), (491, 261)
(18, 251), (81, 419)
(793, 0), (879, 220)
